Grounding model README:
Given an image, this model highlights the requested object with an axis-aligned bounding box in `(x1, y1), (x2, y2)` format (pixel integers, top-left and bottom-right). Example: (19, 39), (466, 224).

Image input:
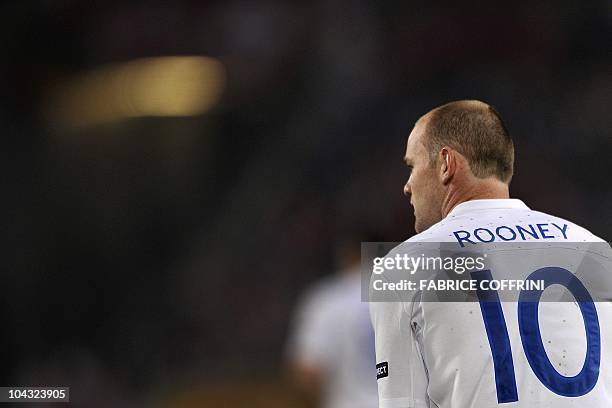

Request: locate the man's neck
(441, 179), (510, 219)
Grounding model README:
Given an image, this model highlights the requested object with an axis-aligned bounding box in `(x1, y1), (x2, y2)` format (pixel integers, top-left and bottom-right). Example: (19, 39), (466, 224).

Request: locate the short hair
(422, 100), (514, 183)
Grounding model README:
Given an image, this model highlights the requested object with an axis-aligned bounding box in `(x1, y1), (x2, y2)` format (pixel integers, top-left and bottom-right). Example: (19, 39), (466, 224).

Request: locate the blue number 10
(471, 267), (601, 403)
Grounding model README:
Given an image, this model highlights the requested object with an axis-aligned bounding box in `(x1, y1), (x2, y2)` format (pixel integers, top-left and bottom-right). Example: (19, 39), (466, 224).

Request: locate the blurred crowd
(1, 0), (610, 406)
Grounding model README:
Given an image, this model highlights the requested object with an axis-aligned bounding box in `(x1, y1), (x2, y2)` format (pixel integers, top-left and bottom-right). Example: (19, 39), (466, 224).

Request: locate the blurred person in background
(286, 233), (378, 408)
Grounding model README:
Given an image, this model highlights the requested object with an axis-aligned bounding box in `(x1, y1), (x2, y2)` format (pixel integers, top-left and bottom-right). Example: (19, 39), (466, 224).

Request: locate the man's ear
(439, 148), (455, 185)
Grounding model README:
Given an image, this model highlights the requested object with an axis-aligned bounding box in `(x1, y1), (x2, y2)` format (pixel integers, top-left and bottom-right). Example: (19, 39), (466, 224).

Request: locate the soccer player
(287, 239), (378, 408)
(369, 100), (612, 407)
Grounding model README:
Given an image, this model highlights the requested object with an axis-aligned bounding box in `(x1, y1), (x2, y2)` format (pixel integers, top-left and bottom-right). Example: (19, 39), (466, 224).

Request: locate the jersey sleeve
(369, 282), (429, 408)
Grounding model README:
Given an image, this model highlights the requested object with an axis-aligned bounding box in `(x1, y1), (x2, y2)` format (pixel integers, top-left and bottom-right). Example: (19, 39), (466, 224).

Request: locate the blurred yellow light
(49, 56), (226, 128)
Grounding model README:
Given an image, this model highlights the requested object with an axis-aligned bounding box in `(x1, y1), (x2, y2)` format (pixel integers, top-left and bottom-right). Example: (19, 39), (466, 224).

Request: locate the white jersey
(370, 199), (612, 408)
(288, 269), (378, 408)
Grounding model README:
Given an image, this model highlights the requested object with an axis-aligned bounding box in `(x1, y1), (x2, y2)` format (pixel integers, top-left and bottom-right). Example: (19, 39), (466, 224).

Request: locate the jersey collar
(447, 199), (530, 218)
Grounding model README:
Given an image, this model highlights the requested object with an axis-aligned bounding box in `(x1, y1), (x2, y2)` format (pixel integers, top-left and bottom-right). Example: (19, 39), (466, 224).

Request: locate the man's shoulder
(384, 229), (445, 259)
(525, 209), (606, 242)
(411, 226), (448, 242)
(402, 218), (459, 244)
(402, 205), (606, 246)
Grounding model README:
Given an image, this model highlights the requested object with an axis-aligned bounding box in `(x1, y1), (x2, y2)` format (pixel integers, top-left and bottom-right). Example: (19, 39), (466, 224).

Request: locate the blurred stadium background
(1, 0), (610, 406)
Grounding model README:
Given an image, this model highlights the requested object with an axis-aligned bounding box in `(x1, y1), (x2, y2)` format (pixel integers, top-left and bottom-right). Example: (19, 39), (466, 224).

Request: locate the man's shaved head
(403, 100), (514, 233)
(419, 100), (514, 183)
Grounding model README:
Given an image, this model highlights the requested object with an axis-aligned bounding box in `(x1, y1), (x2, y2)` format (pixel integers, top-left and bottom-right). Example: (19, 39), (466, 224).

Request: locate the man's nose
(403, 181), (411, 196)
